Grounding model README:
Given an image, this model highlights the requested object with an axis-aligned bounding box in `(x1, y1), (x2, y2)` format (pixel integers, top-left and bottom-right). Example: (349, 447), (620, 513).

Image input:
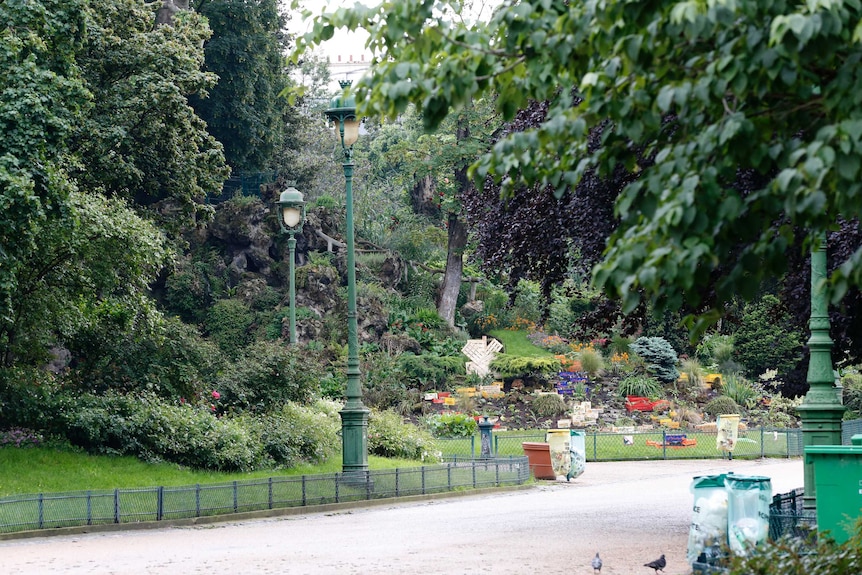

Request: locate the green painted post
(798, 233), (845, 509)
(276, 185), (305, 345)
(326, 82), (370, 476)
(287, 233), (297, 344)
(760, 427), (764, 458)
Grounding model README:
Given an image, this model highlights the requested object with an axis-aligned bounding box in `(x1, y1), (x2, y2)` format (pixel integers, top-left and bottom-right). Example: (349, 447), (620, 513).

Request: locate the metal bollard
(478, 416), (494, 458)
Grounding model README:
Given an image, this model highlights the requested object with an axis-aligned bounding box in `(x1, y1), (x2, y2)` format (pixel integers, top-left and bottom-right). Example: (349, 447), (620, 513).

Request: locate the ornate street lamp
(277, 185), (306, 345)
(798, 233), (845, 509)
(325, 80), (369, 475)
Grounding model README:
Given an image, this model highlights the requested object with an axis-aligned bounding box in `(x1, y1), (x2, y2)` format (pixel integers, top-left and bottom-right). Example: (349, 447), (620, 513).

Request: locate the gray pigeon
(591, 552), (602, 573)
(644, 554), (666, 573)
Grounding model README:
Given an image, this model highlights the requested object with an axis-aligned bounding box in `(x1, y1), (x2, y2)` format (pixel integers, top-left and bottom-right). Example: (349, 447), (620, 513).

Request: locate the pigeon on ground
(591, 552), (602, 573)
(644, 554), (666, 573)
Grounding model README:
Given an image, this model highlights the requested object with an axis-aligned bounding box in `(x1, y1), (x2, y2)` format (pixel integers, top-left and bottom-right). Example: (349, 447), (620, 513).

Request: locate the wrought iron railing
(0, 456), (528, 534)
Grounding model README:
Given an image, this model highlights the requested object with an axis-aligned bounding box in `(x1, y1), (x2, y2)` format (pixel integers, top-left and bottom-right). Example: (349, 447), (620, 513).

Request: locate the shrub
(609, 334), (633, 357)
(842, 370), (862, 418)
(361, 353), (408, 409)
(238, 401), (340, 466)
(397, 353), (463, 391)
(696, 333), (735, 366)
(490, 355), (562, 378)
(511, 279), (544, 325)
(0, 367), (65, 433)
(0, 427), (44, 448)
(578, 348), (605, 377)
(367, 409), (439, 461)
(755, 394), (802, 428)
(215, 341), (323, 412)
(732, 294), (802, 378)
(205, 299), (255, 354)
(703, 395), (741, 419)
(531, 393), (568, 418)
(680, 358), (705, 386)
(616, 375), (663, 398)
(721, 374), (760, 408)
(726, 518), (862, 575)
(425, 413), (478, 438)
(62, 393), (341, 471)
(630, 336), (679, 383)
(63, 392), (262, 470)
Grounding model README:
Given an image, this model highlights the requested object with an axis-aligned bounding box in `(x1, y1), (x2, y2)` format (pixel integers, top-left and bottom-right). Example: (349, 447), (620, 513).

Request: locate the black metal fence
(768, 487), (817, 542)
(0, 456), (528, 534)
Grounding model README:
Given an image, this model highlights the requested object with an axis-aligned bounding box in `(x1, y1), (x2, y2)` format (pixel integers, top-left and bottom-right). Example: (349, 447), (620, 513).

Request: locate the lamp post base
(799, 403), (845, 509)
(340, 403), (370, 474)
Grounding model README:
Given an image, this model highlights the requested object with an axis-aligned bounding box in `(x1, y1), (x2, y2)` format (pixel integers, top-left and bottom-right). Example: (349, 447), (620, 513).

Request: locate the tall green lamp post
(798, 233), (845, 509)
(277, 185), (306, 345)
(325, 81), (369, 475)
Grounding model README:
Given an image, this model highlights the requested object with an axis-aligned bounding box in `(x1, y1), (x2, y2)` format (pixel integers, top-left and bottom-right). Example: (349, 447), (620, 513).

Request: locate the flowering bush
(507, 316), (537, 332)
(554, 355), (582, 372)
(368, 409), (440, 462)
(0, 428), (43, 448)
(62, 392), (340, 471)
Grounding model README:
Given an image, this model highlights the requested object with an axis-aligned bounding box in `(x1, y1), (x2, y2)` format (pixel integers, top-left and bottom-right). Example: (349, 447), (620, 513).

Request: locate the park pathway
(0, 458), (803, 575)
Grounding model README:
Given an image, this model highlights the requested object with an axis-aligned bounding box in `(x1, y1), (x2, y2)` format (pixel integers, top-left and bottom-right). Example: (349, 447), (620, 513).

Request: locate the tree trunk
(438, 212), (467, 327)
(437, 117), (471, 328)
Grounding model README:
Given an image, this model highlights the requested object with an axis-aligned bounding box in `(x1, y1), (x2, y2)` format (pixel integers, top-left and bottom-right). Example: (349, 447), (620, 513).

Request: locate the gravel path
(0, 458), (804, 575)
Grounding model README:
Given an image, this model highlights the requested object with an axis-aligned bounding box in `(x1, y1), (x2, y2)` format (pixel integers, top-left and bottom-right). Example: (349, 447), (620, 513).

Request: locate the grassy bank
(0, 447), (420, 498)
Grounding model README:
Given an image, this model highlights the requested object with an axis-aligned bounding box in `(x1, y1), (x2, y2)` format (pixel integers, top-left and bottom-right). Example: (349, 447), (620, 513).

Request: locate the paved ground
(0, 458), (804, 575)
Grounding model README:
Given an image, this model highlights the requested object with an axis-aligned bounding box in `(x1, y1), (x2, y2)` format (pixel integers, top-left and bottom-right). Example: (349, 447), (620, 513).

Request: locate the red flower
(211, 390), (221, 400)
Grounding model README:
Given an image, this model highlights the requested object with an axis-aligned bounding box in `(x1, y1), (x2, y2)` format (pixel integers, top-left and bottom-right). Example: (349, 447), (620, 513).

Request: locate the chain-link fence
(0, 456), (528, 534)
(843, 418), (862, 445)
(206, 171), (279, 204)
(436, 427), (804, 460)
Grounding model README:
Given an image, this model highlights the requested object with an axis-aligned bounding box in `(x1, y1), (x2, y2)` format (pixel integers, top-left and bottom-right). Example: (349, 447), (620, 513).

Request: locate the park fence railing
(436, 427), (804, 460)
(843, 418), (862, 445)
(0, 456), (528, 535)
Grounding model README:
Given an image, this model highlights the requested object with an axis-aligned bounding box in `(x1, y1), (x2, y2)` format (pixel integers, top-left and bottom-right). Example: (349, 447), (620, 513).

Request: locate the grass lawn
(488, 329), (554, 357)
(0, 447), (421, 498)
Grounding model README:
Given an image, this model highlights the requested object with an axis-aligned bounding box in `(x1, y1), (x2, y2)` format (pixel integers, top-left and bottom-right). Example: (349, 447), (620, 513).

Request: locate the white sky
(286, 1), (501, 90)
(287, 0), (372, 63)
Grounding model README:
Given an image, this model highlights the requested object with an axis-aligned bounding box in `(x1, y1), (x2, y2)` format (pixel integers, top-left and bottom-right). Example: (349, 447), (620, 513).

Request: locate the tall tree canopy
(70, 0), (228, 226)
(295, 0), (862, 331)
(1, 0), (226, 368)
(191, 0), (289, 172)
(1, 0), (90, 329)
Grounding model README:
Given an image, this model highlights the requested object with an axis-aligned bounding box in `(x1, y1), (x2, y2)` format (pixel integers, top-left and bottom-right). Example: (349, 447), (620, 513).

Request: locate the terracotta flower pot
(522, 442), (555, 480)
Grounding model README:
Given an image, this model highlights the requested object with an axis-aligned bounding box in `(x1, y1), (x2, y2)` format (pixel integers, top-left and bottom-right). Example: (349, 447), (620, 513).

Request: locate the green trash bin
(724, 474), (772, 555)
(804, 434), (862, 544)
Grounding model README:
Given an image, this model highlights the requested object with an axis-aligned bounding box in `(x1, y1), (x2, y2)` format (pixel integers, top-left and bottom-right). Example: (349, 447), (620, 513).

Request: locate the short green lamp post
(277, 185), (306, 345)
(325, 81), (369, 475)
(798, 233), (845, 509)
(478, 416), (494, 458)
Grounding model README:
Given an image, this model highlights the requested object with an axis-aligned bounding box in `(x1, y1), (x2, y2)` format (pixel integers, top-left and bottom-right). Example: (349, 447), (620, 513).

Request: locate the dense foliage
(191, 0), (288, 172)
(296, 0), (862, 334)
